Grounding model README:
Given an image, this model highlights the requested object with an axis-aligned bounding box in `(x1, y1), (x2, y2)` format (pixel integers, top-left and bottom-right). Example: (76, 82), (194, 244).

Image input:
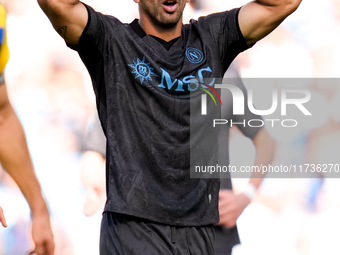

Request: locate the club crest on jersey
(186, 47), (204, 64)
(128, 56), (157, 84)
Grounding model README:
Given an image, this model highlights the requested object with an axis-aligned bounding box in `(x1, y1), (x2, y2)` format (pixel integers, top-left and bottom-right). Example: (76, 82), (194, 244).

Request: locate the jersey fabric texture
(69, 3), (250, 226)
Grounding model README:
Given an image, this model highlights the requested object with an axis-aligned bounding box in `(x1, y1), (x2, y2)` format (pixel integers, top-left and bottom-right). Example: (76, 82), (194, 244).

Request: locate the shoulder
(184, 8), (242, 40)
(194, 8), (241, 27)
(74, 3), (130, 49)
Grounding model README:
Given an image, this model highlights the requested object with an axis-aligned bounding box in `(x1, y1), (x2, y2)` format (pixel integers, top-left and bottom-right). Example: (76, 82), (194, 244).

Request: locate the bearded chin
(155, 14), (182, 28)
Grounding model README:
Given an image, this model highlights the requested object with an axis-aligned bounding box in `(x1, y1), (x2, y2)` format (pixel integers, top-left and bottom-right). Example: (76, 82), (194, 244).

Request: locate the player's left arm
(218, 127), (275, 228)
(239, 0), (302, 45)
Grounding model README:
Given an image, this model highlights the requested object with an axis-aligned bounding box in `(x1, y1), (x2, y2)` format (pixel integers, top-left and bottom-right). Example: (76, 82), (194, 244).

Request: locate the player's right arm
(37, 0), (88, 45)
(218, 127), (275, 228)
(0, 83), (55, 254)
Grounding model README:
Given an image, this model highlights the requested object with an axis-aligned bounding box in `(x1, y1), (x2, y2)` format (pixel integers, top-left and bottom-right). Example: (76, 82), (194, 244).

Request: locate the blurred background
(1, 0), (340, 254)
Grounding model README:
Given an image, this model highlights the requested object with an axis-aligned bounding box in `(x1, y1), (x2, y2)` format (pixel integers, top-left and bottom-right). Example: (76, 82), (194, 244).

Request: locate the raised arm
(239, 0), (302, 45)
(37, 0), (88, 45)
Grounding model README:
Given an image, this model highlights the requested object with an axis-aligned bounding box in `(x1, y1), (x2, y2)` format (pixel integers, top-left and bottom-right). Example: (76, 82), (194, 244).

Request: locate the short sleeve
(197, 8), (251, 73)
(66, 3), (115, 122)
(66, 3), (120, 79)
(66, 3), (106, 93)
(67, 3), (105, 52)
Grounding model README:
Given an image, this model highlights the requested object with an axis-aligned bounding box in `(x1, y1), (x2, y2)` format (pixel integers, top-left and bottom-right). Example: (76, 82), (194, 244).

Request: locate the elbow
(37, 0), (61, 13)
(0, 102), (11, 126)
(37, 0), (48, 8)
(284, 0), (302, 15)
(272, 0), (302, 22)
(37, 0), (52, 12)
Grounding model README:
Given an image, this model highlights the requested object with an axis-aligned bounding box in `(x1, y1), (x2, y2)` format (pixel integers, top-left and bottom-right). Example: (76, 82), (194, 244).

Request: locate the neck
(139, 17), (182, 42)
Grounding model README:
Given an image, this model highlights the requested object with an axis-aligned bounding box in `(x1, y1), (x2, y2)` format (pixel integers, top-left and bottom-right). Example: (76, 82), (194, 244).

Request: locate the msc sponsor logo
(158, 67), (215, 92)
(128, 57), (215, 93)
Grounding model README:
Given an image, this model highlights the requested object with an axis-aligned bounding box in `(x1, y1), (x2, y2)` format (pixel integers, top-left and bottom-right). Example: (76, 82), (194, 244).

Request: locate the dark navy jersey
(69, 3), (250, 226)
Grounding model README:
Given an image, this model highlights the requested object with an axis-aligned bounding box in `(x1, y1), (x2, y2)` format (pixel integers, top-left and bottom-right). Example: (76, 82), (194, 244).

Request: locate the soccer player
(37, 0), (301, 254)
(0, 3), (54, 255)
(79, 66), (276, 255)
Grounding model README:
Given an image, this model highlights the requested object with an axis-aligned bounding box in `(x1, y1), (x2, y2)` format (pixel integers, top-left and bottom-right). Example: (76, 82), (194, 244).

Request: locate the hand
(218, 190), (250, 228)
(0, 206), (7, 227)
(28, 212), (55, 255)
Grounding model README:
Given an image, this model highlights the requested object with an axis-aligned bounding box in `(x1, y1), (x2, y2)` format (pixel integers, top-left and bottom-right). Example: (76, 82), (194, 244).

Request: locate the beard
(139, 0), (186, 29)
(153, 12), (183, 28)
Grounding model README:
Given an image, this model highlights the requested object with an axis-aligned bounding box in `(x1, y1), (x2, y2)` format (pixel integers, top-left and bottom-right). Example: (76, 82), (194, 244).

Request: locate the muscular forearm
(239, 0), (302, 45)
(248, 127), (276, 189)
(254, 0), (301, 8)
(37, 0), (87, 44)
(0, 102), (48, 217)
(37, 0), (80, 10)
(253, 0), (302, 19)
(218, 128), (275, 227)
(237, 127), (276, 204)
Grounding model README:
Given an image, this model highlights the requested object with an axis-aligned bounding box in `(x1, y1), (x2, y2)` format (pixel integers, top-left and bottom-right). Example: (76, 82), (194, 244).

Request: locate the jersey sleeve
(197, 8), (250, 73)
(67, 3), (107, 51)
(67, 3), (121, 126)
(67, 3), (108, 76)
